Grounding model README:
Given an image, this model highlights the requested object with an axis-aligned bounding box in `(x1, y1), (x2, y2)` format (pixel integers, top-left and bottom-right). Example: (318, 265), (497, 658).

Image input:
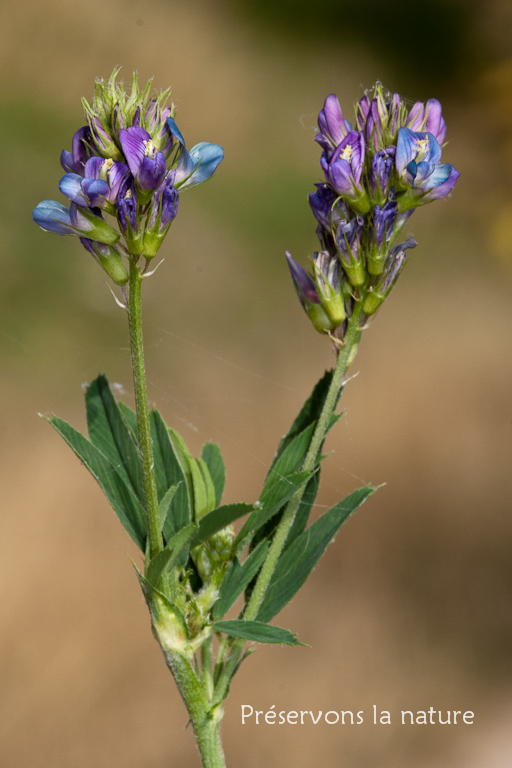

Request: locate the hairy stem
(128, 258), (163, 560)
(213, 304), (363, 705)
(166, 651), (226, 768)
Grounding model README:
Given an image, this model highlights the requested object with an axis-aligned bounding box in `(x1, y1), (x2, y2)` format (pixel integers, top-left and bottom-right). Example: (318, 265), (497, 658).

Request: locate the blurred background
(1, 0), (512, 766)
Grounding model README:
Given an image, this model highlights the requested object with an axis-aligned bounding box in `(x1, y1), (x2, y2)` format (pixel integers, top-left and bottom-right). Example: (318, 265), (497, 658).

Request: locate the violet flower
(315, 94), (352, 160)
(335, 216), (365, 288)
(32, 200), (120, 244)
(368, 197), (398, 275)
(143, 172), (180, 259)
(167, 117), (224, 189)
(59, 158), (129, 212)
(60, 126), (95, 176)
(119, 126), (167, 194)
(369, 147), (396, 205)
(395, 128), (459, 208)
(321, 131), (370, 215)
(285, 251), (336, 334)
(406, 99), (446, 144)
(309, 184), (348, 232)
(116, 176), (143, 255)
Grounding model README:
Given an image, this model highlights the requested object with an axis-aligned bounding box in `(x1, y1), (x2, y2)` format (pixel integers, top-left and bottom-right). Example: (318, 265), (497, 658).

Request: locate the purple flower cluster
(33, 70), (223, 284)
(287, 83), (459, 344)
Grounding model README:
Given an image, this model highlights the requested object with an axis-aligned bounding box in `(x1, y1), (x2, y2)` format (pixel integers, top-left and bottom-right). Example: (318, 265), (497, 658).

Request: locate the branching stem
(213, 303), (363, 705)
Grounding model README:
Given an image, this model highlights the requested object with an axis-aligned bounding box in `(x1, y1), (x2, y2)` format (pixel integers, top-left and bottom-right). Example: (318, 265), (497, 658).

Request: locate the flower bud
(286, 251), (337, 333)
(143, 172), (179, 259)
(362, 238), (416, 315)
(79, 238), (128, 285)
(69, 203), (120, 245)
(368, 147), (395, 206)
(309, 184), (348, 233)
(116, 177), (143, 255)
(312, 251), (345, 325)
(335, 217), (365, 288)
(367, 197), (398, 275)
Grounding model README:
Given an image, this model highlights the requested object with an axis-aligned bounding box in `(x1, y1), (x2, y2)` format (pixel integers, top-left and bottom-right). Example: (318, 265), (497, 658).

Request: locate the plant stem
(128, 258), (163, 560)
(128, 259), (225, 768)
(213, 304), (363, 705)
(166, 651), (226, 768)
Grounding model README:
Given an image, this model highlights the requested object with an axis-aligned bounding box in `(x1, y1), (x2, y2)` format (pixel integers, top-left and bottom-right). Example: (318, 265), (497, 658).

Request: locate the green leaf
(197, 457), (217, 514)
(234, 471), (311, 552)
(284, 470), (321, 549)
(49, 415), (147, 550)
(192, 503), (253, 546)
(187, 455), (210, 521)
(85, 375), (144, 501)
(264, 422), (316, 488)
(213, 541), (269, 620)
(117, 401), (138, 439)
(201, 443), (226, 506)
(150, 413), (192, 537)
(214, 620), (304, 646)
(257, 485), (376, 623)
(168, 428), (195, 496)
(158, 484), (179, 528)
(145, 523), (197, 587)
(270, 369), (341, 471)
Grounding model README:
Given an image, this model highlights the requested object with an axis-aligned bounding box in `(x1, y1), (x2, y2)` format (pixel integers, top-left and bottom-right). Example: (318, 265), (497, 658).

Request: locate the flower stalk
(127, 258), (163, 559)
(213, 305), (362, 706)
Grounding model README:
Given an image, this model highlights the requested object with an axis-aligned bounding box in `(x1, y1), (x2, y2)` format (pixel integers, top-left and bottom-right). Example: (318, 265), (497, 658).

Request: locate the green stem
(166, 651), (226, 768)
(202, 635), (214, 702)
(128, 258), (163, 560)
(213, 304), (363, 705)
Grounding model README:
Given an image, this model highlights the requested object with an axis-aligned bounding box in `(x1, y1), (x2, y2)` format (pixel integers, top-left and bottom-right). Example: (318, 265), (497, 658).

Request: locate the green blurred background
(1, 0), (512, 766)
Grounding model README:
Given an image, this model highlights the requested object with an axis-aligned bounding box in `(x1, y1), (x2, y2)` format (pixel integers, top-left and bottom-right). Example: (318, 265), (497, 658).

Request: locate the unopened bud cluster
(287, 83), (459, 347)
(33, 69), (223, 284)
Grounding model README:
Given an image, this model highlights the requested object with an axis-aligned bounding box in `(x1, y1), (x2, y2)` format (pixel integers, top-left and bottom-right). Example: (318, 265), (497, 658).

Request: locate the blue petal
(423, 132), (442, 166)
(166, 116), (186, 148)
(176, 142), (224, 189)
(32, 200), (74, 235)
(59, 173), (88, 205)
(420, 162), (452, 191)
(83, 178), (111, 207)
(396, 128), (418, 175)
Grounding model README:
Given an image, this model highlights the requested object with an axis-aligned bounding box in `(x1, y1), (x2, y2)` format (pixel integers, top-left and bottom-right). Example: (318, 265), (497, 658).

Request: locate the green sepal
(145, 523), (197, 588)
(201, 443), (226, 507)
(85, 375), (144, 502)
(48, 415), (147, 550)
(234, 471), (311, 553)
(214, 620), (305, 646)
(257, 485), (376, 622)
(213, 541), (269, 620)
(191, 503), (253, 547)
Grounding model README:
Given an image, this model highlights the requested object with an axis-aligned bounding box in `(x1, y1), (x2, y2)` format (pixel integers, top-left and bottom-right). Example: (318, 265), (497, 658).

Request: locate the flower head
(33, 68), (224, 281)
(289, 82), (459, 352)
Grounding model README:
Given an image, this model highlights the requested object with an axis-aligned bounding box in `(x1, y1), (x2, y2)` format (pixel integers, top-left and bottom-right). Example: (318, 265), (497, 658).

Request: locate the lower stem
(166, 651), (226, 768)
(214, 304), (363, 705)
(128, 259), (163, 559)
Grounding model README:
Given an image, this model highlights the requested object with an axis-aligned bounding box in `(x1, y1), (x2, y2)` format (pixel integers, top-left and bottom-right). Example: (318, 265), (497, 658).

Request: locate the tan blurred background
(1, 0), (512, 765)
